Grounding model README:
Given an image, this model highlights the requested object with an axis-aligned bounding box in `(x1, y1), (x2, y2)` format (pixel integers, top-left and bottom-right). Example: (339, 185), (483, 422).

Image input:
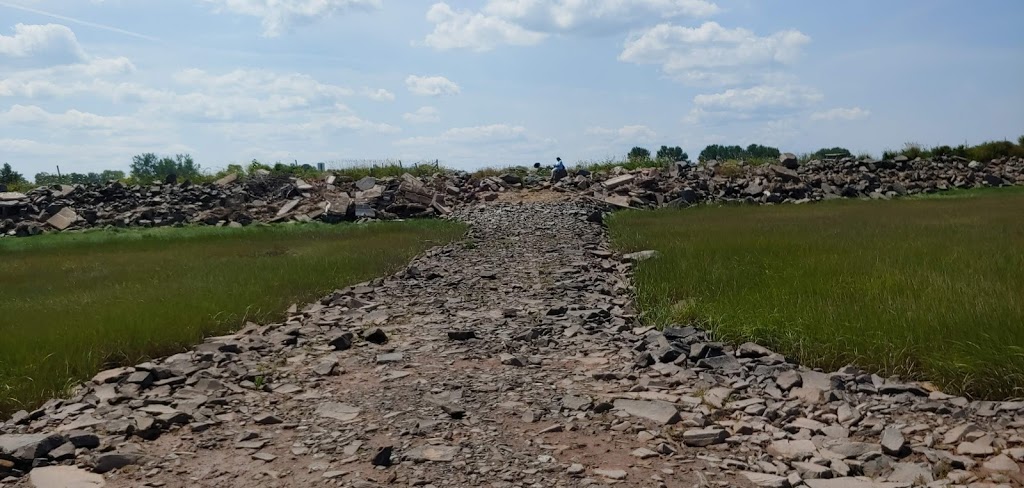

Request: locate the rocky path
(3, 201), (1023, 488)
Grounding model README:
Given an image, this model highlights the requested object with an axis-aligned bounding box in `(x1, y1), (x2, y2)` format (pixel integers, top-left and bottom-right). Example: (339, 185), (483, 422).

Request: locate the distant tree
(627, 146), (651, 161)
(35, 170), (127, 186)
(656, 146), (688, 162)
(745, 144), (781, 159)
(0, 163), (26, 185)
(699, 144), (779, 162)
(811, 147), (852, 159)
(130, 153), (202, 182)
(99, 169), (126, 181)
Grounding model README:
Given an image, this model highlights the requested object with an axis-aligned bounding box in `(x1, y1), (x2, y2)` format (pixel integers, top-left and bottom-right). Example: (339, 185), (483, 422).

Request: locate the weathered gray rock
(982, 454), (1020, 473)
(316, 402), (360, 422)
(804, 480), (910, 488)
(92, 451), (142, 473)
(777, 370), (803, 390)
(0, 434), (66, 463)
(613, 399), (681, 425)
(881, 427), (909, 457)
(45, 207), (78, 231)
(741, 472), (791, 488)
(793, 461), (832, 479)
(779, 153), (799, 169)
(768, 440), (817, 461)
(593, 468), (627, 480)
(886, 463), (933, 484)
(29, 465), (105, 488)
(405, 445), (459, 462)
(682, 427), (729, 447)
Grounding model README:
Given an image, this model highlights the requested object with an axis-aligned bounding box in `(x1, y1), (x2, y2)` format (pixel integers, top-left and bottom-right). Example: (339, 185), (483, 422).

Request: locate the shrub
(628, 146), (651, 161)
(130, 153), (203, 182)
(0, 163), (27, 187)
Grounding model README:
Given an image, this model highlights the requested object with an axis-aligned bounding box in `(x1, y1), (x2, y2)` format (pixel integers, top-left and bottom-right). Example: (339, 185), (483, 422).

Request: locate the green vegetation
(0, 221), (465, 415)
(471, 164), (551, 180)
(610, 190), (1024, 399)
(698, 144), (780, 164)
(7, 157), (447, 191)
(0, 163), (28, 191)
(628, 146), (652, 161)
(130, 153), (203, 181)
(246, 159), (445, 181)
(33, 170), (127, 186)
(576, 156), (670, 173)
(882, 138), (1024, 162)
(656, 146), (688, 162)
(809, 147), (853, 159)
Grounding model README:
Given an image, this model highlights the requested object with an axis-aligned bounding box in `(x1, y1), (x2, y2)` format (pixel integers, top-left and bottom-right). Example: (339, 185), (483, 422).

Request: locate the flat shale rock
(29, 466), (105, 488)
(613, 399), (681, 425)
(404, 445), (459, 462)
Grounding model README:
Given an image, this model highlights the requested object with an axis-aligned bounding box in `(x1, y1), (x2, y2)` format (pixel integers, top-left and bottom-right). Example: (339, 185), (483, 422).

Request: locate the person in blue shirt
(551, 157), (568, 182)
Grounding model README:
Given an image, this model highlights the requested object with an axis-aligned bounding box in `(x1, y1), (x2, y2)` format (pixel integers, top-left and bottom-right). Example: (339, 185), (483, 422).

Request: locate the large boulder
(779, 152), (799, 169)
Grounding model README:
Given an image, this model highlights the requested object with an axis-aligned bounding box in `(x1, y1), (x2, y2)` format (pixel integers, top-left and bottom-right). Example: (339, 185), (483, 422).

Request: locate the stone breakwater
(2, 202), (1022, 487)
(3, 155), (1022, 238)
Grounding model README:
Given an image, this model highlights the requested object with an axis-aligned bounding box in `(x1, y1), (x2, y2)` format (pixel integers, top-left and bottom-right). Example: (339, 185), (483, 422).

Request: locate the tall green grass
(577, 157), (672, 173)
(609, 190), (1024, 399)
(0, 221), (464, 415)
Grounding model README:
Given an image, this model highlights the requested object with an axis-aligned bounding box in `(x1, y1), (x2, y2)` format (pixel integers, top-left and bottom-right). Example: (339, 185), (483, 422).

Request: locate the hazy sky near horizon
(1, 0), (1022, 175)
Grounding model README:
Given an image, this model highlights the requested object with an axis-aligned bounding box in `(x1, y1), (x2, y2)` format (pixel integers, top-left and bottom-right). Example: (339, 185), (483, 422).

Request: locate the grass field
(0, 221), (464, 416)
(609, 189), (1024, 399)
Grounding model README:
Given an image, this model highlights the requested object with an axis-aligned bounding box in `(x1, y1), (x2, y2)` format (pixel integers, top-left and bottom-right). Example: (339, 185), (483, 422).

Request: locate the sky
(1, 0), (1022, 175)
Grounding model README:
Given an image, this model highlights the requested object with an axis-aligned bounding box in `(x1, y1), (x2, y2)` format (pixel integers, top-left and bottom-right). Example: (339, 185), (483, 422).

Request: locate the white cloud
(619, 22), (810, 86)
(364, 88), (395, 101)
(485, 0), (719, 34)
(156, 68), (360, 120)
(421, 0), (719, 51)
(810, 107), (871, 121)
(403, 106), (440, 124)
(405, 75), (461, 96)
(395, 123), (528, 146)
(0, 136), (192, 174)
(586, 124), (656, 142)
(694, 84), (823, 111)
(0, 57), (137, 99)
(0, 23), (87, 67)
(685, 84), (823, 123)
(0, 104), (132, 133)
(202, 0), (383, 37)
(393, 124), (557, 168)
(423, 2), (546, 52)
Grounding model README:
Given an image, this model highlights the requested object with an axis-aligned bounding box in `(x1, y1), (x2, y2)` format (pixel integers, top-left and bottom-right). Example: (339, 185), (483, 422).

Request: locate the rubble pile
(3, 155), (1023, 238)
(0, 172), (464, 238)
(547, 155), (1024, 209)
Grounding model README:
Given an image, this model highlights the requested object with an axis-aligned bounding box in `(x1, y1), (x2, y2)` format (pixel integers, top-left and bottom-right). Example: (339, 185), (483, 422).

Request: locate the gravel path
(3, 201), (1022, 488)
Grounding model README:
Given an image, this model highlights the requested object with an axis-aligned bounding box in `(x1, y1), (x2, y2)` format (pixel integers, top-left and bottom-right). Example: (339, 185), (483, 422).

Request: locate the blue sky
(1, 0), (1022, 175)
